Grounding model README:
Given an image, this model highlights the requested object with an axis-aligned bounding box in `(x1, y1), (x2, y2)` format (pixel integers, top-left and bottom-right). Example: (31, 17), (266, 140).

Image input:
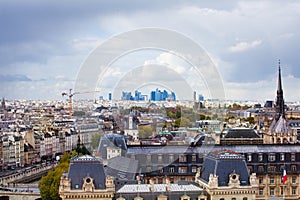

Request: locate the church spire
(276, 59), (285, 119)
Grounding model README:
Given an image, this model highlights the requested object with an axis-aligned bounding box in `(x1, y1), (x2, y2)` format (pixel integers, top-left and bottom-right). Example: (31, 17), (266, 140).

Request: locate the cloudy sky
(1, 0), (300, 102)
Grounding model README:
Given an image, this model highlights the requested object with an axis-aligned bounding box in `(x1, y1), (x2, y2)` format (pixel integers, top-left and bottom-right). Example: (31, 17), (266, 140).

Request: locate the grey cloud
(0, 74), (32, 82)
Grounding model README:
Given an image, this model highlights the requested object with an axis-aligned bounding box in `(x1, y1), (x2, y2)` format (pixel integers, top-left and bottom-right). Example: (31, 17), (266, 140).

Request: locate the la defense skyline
(95, 60), (290, 103)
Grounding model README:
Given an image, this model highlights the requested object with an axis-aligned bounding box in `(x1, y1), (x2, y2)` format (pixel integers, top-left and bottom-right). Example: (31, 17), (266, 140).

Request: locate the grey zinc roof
(126, 144), (300, 155)
(68, 155), (106, 190)
(117, 183), (203, 193)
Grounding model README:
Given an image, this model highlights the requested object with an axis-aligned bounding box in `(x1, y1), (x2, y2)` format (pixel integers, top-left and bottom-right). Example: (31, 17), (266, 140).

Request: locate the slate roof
(224, 128), (260, 138)
(68, 155), (106, 190)
(199, 150), (249, 186)
(269, 115), (289, 135)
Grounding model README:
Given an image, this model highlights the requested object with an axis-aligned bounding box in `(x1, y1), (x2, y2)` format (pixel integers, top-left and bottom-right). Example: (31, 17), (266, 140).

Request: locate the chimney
(136, 175), (141, 184)
(149, 178), (154, 191)
(165, 177), (170, 191)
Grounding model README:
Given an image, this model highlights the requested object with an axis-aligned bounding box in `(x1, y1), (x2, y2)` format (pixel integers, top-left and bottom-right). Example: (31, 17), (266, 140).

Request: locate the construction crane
(62, 89), (99, 119)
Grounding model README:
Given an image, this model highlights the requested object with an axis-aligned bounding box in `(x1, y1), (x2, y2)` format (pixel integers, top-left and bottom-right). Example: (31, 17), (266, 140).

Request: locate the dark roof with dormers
(224, 128), (260, 138)
(199, 150), (249, 186)
(68, 155), (106, 190)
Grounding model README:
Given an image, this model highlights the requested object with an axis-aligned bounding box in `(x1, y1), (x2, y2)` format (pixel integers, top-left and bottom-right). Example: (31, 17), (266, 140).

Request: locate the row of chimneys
(136, 175), (171, 191)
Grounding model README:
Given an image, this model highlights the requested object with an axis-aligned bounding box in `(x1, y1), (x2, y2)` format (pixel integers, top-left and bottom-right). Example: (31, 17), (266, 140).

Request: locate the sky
(1, 0), (300, 102)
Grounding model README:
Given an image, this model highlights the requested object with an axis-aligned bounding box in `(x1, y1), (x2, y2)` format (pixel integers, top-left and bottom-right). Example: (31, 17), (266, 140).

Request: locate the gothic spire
(276, 59), (285, 119)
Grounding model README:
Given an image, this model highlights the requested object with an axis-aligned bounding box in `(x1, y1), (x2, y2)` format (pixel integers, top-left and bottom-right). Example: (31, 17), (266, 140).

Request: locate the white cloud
(228, 40), (262, 53)
(224, 74), (300, 102)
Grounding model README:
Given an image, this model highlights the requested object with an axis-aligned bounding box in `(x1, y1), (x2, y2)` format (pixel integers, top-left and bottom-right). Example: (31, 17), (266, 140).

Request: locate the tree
(138, 125), (153, 138)
(244, 116), (255, 124)
(39, 152), (72, 200)
(174, 117), (192, 128)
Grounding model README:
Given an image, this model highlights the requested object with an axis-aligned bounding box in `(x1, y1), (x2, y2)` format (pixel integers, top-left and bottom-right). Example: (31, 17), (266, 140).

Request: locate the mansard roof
(199, 150), (249, 186)
(68, 155), (106, 190)
(224, 128), (260, 138)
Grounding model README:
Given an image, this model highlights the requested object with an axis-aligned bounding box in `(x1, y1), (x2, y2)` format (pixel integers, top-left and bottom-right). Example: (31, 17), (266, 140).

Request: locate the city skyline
(1, 1), (300, 101)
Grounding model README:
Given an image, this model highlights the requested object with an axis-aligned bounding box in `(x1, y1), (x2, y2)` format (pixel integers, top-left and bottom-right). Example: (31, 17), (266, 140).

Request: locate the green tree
(138, 125), (153, 138)
(39, 152), (72, 200)
(244, 116), (255, 124)
(175, 117), (192, 128)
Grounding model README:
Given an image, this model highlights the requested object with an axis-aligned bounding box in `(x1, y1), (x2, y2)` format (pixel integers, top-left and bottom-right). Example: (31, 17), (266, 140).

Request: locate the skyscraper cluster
(121, 89), (176, 101)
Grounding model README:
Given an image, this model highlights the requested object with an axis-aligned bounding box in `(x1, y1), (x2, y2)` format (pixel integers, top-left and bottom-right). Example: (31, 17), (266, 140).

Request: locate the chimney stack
(166, 177), (170, 191)
(149, 178), (154, 191)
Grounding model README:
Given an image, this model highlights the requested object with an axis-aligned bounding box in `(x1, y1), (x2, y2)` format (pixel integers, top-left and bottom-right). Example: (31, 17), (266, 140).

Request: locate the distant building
(199, 94), (204, 101)
(108, 93), (112, 101)
(121, 90), (145, 101)
(150, 88), (176, 101)
(220, 128), (263, 145)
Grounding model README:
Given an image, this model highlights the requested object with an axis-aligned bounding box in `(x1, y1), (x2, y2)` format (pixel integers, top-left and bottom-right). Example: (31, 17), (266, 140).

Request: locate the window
(268, 154), (275, 162)
(280, 153), (285, 161)
(169, 154), (174, 163)
(158, 154), (163, 163)
(258, 153), (263, 162)
(248, 165), (253, 173)
(268, 166), (276, 172)
(179, 166), (187, 173)
(232, 198), (236, 200)
(131, 154), (135, 160)
(291, 165), (297, 172)
(179, 155), (187, 162)
(147, 155), (151, 162)
(146, 166), (152, 172)
(291, 153), (296, 161)
(158, 166), (164, 173)
(292, 177), (296, 184)
(258, 166), (264, 172)
(259, 189), (264, 195)
(292, 188), (296, 195)
(270, 188), (274, 196)
(259, 178), (263, 184)
(270, 177), (275, 184)
(169, 167), (174, 173)
(192, 155), (197, 162)
(247, 154), (252, 162)
(192, 166), (197, 173)
(75, 184), (79, 189)
(243, 198), (247, 200)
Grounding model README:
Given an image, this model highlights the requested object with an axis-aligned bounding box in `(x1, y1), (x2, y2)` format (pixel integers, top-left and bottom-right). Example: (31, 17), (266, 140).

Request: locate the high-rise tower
(275, 59), (285, 119)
